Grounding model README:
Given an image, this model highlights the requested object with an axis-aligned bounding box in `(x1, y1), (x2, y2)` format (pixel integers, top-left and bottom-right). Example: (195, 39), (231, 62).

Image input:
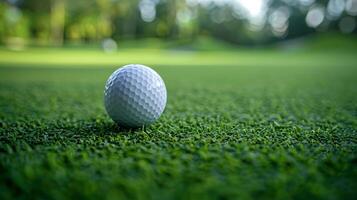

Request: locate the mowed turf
(0, 47), (356, 200)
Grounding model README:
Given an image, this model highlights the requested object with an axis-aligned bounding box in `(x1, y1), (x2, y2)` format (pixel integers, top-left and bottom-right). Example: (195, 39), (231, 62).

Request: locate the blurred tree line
(0, 0), (356, 46)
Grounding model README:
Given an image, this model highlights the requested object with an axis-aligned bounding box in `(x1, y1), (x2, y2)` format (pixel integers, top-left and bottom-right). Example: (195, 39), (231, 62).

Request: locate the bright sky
(190, 0), (267, 18)
(234, 0), (266, 18)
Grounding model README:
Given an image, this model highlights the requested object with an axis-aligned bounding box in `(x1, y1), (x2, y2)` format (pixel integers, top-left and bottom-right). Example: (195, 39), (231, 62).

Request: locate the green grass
(0, 46), (356, 200)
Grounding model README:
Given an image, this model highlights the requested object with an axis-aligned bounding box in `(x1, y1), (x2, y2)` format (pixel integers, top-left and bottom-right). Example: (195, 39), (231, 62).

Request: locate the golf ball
(104, 64), (167, 127)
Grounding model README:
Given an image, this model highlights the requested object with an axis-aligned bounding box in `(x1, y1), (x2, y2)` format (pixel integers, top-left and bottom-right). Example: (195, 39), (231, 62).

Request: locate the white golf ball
(104, 64), (167, 127)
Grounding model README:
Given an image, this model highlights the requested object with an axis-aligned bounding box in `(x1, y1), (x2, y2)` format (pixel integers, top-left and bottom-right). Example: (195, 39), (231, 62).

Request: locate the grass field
(0, 44), (356, 199)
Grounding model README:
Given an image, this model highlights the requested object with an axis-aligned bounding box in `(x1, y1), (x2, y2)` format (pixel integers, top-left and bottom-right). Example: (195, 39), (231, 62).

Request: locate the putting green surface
(0, 47), (356, 199)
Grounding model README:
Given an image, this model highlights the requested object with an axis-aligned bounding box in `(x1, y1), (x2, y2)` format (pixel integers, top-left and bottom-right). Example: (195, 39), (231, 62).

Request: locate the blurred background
(0, 0), (356, 50)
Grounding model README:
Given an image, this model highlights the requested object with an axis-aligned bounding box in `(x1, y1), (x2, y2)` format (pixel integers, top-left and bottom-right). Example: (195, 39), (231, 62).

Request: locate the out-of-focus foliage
(0, 0), (356, 45)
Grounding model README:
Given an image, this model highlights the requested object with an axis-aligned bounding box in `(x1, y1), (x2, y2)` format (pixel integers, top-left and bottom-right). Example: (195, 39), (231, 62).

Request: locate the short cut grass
(0, 46), (356, 200)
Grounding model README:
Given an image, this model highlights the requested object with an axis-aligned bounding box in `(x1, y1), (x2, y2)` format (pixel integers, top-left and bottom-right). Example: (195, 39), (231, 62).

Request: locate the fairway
(0, 48), (356, 199)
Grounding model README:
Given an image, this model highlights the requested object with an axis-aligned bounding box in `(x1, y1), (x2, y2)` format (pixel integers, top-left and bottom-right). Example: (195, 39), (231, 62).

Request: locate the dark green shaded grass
(0, 51), (356, 200)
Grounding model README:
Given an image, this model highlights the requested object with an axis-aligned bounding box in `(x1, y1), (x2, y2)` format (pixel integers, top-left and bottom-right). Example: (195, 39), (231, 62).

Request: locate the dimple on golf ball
(104, 64), (167, 127)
